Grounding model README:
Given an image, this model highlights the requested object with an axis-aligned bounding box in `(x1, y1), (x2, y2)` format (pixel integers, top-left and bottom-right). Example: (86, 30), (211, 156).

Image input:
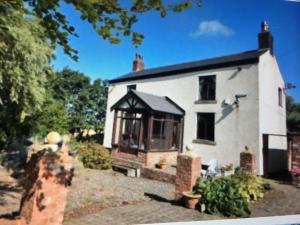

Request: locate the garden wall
(289, 132), (300, 170)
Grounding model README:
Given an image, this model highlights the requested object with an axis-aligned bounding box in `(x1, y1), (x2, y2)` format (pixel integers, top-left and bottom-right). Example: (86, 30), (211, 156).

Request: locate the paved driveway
(63, 167), (300, 225)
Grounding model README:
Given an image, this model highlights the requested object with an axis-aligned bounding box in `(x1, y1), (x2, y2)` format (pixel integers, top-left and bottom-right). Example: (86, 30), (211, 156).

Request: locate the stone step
(112, 164), (140, 177)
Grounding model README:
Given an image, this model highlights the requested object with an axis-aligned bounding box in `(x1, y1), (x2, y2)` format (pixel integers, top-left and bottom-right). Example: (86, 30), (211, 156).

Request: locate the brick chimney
(258, 21), (274, 55)
(132, 53), (144, 72)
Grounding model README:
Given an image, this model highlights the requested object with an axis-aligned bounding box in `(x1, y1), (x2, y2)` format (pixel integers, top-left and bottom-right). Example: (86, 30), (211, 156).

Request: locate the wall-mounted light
(234, 94), (247, 107)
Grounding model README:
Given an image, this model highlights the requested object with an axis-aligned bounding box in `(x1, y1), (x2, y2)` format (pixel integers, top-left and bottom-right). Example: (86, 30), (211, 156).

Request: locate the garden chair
(201, 159), (218, 178)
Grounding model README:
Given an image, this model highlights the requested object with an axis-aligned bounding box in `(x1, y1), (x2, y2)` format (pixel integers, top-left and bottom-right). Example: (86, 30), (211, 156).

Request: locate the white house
(103, 22), (287, 175)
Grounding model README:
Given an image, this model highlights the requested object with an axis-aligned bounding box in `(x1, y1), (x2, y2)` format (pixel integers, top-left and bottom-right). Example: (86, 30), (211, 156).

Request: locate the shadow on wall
(228, 67), (242, 80)
(215, 101), (235, 125)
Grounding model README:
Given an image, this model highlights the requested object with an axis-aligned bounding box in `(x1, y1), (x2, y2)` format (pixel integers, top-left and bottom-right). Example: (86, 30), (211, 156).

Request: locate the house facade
(103, 22), (287, 175)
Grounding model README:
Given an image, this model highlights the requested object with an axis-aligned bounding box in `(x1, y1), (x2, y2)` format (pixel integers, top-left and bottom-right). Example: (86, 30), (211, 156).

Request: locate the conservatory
(110, 90), (184, 167)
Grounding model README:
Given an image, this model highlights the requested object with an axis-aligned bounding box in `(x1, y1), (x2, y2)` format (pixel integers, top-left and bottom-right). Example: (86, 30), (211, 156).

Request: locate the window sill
(192, 139), (216, 146)
(194, 100), (217, 104)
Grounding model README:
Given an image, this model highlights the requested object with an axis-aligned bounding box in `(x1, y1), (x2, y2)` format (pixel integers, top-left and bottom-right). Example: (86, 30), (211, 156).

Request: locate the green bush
(77, 142), (112, 170)
(195, 177), (250, 217)
(193, 172), (271, 217)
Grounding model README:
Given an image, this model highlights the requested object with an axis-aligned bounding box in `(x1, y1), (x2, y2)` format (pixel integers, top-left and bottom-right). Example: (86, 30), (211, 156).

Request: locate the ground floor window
(112, 111), (181, 151)
(152, 115), (181, 150)
(113, 111), (145, 150)
(197, 113), (215, 141)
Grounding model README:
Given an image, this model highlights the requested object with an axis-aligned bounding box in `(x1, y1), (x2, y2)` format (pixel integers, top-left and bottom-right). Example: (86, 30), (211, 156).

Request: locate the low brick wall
(146, 151), (178, 168)
(111, 148), (178, 168)
(111, 148), (146, 164)
(141, 167), (176, 184)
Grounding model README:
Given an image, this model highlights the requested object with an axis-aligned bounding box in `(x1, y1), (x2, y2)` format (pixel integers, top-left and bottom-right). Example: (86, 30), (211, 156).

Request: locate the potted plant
(182, 178), (204, 209)
(221, 163), (234, 176)
(291, 167), (300, 188)
(158, 156), (167, 170)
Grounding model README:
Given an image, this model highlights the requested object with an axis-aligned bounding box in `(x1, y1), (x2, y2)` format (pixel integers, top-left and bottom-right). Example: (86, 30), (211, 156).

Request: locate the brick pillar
(175, 155), (201, 200)
(240, 146), (256, 174)
(19, 148), (74, 225)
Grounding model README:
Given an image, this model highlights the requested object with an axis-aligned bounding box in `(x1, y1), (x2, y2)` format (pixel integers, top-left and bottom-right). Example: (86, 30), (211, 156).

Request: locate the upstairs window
(127, 84), (136, 92)
(199, 75), (216, 100)
(278, 88), (283, 107)
(197, 113), (215, 142)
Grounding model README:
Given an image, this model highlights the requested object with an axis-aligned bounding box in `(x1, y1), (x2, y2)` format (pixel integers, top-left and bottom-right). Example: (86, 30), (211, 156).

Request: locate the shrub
(193, 178), (206, 195)
(197, 177), (250, 217)
(193, 172), (271, 217)
(77, 142), (112, 170)
(232, 171), (268, 202)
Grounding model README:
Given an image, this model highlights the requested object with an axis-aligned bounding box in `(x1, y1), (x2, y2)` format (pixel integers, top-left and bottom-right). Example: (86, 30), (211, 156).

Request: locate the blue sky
(53, 0), (300, 101)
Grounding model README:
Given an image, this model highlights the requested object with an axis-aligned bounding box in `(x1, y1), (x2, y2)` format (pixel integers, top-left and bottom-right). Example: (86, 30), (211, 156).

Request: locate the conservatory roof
(110, 90), (184, 116)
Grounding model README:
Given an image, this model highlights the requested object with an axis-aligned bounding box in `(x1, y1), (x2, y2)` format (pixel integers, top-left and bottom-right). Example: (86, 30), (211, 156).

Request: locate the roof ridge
(132, 49), (259, 74)
(110, 49), (268, 84)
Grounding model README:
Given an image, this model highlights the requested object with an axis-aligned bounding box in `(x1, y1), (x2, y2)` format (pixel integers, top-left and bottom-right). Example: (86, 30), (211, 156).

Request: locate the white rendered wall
(258, 51), (287, 174)
(104, 63), (261, 169)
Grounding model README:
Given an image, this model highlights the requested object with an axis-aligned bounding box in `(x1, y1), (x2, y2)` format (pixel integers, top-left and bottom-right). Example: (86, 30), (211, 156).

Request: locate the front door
(119, 114), (141, 155)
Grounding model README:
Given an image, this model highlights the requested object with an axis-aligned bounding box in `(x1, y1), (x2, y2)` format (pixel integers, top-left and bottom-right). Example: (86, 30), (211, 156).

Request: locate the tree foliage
(4, 0), (199, 60)
(286, 95), (300, 132)
(30, 100), (70, 137)
(50, 68), (108, 134)
(0, 3), (53, 146)
(0, 0), (195, 147)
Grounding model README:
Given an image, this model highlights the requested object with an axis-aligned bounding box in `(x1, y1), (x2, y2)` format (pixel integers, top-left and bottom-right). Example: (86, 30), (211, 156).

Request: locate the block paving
(63, 167), (300, 225)
(1, 164), (300, 225)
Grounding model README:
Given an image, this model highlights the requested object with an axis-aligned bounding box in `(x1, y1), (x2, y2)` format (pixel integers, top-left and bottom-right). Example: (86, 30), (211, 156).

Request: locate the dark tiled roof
(133, 90), (184, 115)
(111, 90), (184, 115)
(109, 49), (267, 84)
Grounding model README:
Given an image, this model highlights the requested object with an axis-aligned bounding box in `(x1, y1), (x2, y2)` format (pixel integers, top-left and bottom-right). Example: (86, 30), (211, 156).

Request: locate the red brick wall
(111, 148), (178, 168)
(175, 155), (201, 200)
(141, 167), (176, 184)
(146, 151), (178, 168)
(290, 133), (300, 169)
(111, 148), (146, 164)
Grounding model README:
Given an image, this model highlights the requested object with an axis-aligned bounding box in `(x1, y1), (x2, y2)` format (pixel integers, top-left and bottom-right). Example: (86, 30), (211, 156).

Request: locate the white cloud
(285, 0), (300, 2)
(191, 20), (234, 37)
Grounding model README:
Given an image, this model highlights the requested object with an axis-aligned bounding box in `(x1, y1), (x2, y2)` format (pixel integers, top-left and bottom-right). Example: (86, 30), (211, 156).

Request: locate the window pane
(127, 84), (136, 92)
(197, 113), (215, 141)
(131, 120), (140, 148)
(172, 122), (179, 148)
(278, 88), (282, 106)
(113, 117), (121, 144)
(117, 113), (142, 150)
(199, 76), (216, 100)
(152, 119), (180, 150)
(152, 120), (164, 149)
(120, 119), (131, 148)
(152, 120), (162, 138)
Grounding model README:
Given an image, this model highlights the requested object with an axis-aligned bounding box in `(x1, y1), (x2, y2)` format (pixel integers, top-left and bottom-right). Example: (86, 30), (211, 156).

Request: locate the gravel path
(64, 161), (175, 219)
(64, 163), (219, 225)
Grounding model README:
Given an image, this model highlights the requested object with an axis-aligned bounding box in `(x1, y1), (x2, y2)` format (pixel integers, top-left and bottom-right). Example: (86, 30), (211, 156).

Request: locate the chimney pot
(133, 53), (144, 72)
(261, 21), (269, 32)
